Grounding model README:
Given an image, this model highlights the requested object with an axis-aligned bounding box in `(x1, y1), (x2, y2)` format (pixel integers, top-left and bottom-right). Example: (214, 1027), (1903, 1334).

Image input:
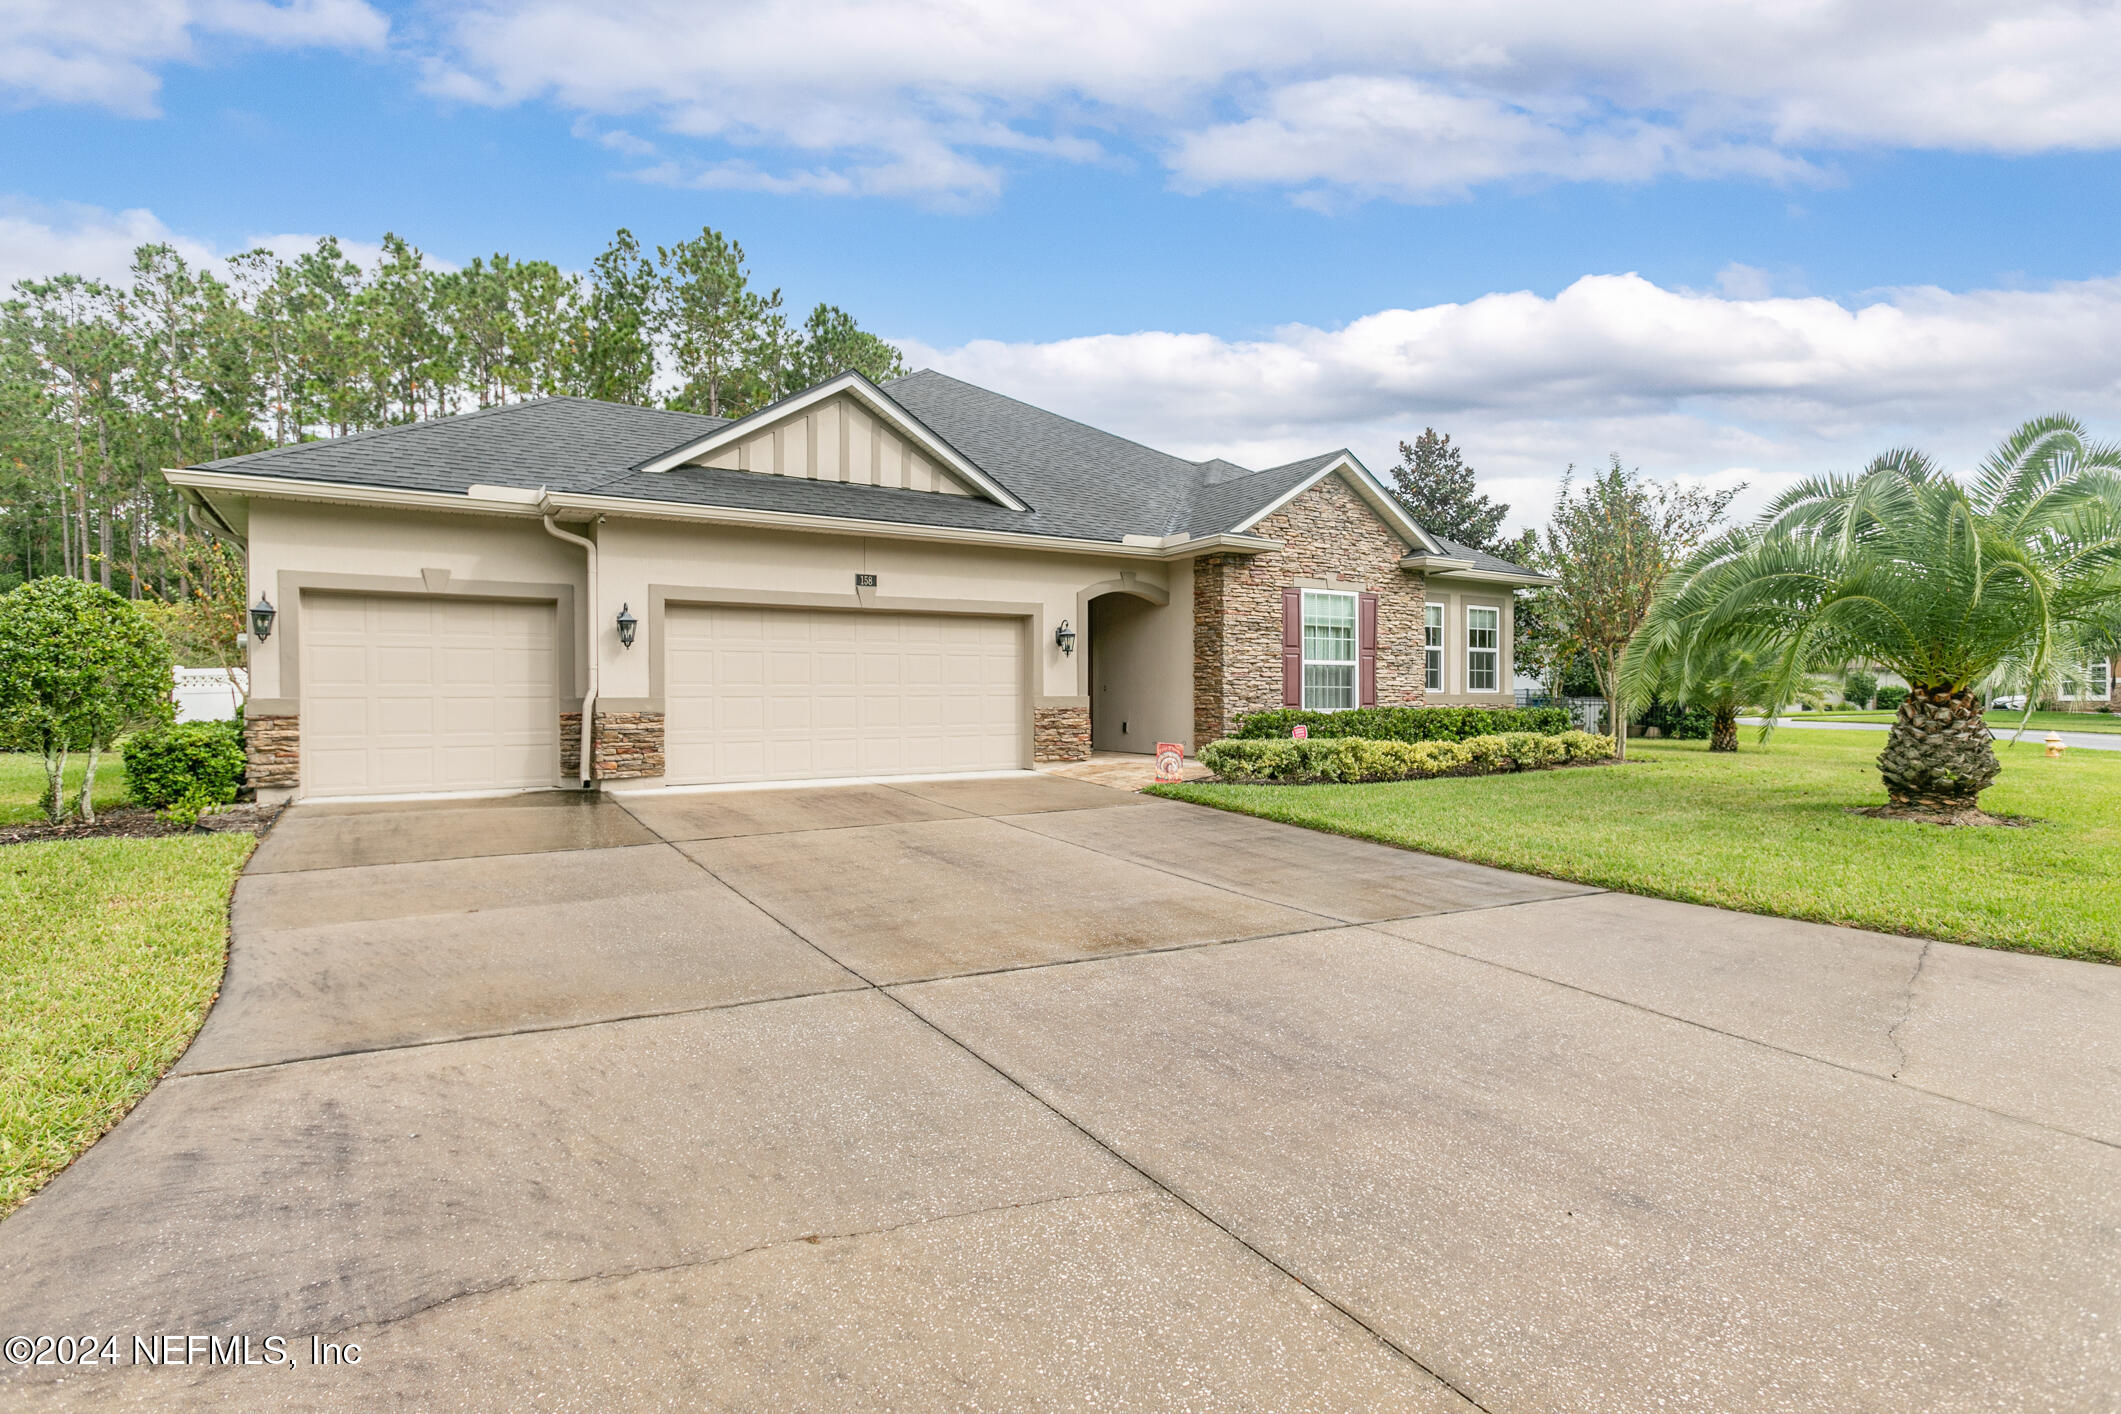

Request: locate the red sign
(1154, 742), (1185, 783)
(1291, 724), (1309, 740)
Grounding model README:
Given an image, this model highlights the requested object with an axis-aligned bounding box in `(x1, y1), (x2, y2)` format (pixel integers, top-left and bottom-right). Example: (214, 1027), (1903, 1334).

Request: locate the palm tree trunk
(1877, 687), (2000, 813)
(1710, 708), (1738, 752)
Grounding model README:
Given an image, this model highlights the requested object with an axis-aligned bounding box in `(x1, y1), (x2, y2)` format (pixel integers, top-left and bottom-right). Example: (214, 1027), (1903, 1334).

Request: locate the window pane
(1302, 592), (1356, 664)
(1304, 664), (1355, 710)
(1425, 649), (1442, 691)
(1467, 606), (1499, 650)
(1468, 654), (1497, 692)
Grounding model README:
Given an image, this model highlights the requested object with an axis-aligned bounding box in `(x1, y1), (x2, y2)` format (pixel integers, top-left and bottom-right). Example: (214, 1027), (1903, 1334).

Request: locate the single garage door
(300, 593), (559, 796)
(664, 606), (1024, 784)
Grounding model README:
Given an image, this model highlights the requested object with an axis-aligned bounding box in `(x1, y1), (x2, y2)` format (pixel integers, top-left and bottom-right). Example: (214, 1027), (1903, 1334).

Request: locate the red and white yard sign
(1154, 742), (1184, 782)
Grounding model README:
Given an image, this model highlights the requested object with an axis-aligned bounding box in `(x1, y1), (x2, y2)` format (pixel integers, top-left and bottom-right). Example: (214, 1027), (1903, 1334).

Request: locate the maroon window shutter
(1282, 588), (1304, 706)
(1358, 592), (1379, 706)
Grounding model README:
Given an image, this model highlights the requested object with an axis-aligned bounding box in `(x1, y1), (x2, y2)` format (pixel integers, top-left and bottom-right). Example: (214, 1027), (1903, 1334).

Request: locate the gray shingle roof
(188, 370), (1534, 578)
(1429, 534), (1546, 579)
(195, 397), (730, 495)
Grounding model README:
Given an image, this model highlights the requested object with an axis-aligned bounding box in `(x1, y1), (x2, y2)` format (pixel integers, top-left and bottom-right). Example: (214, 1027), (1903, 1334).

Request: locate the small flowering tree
(0, 578), (174, 822)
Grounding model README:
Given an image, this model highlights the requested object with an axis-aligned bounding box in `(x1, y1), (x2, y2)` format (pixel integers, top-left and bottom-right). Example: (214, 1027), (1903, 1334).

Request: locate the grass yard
(1798, 709), (2121, 735)
(0, 752), (253, 1217)
(0, 752), (132, 825)
(1152, 729), (2120, 963)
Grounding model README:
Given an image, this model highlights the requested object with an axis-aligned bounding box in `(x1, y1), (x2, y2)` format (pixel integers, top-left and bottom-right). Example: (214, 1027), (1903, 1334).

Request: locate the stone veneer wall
(1193, 475), (1427, 745)
(560, 709), (667, 779)
(243, 713), (300, 788)
(1032, 704), (1091, 762)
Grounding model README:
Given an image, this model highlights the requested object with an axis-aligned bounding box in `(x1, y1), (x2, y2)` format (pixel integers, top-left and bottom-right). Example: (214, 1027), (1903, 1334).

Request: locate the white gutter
(538, 504), (598, 786)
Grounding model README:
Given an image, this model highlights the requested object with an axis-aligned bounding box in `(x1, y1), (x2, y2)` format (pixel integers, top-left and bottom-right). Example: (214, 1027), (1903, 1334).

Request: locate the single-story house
(166, 370), (1554, 801)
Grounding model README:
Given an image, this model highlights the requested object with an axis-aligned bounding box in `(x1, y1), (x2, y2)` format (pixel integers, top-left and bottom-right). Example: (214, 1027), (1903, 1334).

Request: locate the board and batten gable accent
(1194, 473), (1427, 743)
(683, 391), (976, 496)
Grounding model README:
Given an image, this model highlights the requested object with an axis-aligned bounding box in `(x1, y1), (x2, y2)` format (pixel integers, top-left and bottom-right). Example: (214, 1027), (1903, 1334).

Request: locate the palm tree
(1621, 632), (1826, 752)
(1632, 415), (2121, 813)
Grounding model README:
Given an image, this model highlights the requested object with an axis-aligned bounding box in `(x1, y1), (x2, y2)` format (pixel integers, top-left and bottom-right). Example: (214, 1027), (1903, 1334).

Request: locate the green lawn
(0, 752), (253, 1216)
(1795, 709), (2121, 735)
(1151, 730), (2120, 964)
(0, 752), (132, 825)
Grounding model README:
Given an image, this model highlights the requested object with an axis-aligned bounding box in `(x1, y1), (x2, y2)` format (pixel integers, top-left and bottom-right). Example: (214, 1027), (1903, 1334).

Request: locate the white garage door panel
(300, 594), (558, 796)
(665, 606), (1023, 785)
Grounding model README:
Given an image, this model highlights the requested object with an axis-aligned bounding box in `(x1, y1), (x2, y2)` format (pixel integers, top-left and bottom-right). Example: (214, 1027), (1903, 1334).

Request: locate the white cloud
(900, 270), (2121, 531)
(0, 201), (451, 293)
(0, 201), (218, 289)
(404, 1), (2121, 201)
(0, 0), (387, 115)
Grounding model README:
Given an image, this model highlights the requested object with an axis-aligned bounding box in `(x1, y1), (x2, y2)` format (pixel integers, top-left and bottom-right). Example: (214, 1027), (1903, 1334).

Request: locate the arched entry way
(1080, 577), (1181, 754)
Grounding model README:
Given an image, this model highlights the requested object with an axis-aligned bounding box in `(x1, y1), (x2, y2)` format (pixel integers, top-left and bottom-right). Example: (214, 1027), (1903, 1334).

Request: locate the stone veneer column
(242, 713), (300, 789)
(1032, 705), (1091, 762)
(561, 709), (667, 780)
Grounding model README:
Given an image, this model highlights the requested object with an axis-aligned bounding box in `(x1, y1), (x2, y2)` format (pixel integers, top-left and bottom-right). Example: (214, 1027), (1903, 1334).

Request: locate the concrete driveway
(2, 775), (2116, 1412)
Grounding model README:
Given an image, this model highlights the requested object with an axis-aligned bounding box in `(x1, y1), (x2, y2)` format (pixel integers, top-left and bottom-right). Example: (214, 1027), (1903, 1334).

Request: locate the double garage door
(664, 605), (1025, 785)
(297, 596), (1024, 795)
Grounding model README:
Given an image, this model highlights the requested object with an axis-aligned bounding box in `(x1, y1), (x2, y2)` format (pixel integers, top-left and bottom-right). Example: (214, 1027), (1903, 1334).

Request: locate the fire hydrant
(2045, 732), (2066, 758)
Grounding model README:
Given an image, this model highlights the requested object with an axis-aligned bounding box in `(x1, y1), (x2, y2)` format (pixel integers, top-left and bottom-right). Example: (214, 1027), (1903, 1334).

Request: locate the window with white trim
(1466, 606), (1500, 693)
(1424, 604), (1444, 691)
(2065, 657), (2113, 699)
(1301, 590), (1358, 711)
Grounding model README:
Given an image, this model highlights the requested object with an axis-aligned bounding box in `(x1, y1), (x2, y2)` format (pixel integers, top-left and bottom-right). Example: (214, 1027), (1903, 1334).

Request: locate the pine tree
(1387, 429), (1508, 553)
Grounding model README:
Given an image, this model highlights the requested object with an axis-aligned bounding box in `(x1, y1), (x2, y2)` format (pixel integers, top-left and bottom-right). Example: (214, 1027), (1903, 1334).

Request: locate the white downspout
(540, 507), (598, 787)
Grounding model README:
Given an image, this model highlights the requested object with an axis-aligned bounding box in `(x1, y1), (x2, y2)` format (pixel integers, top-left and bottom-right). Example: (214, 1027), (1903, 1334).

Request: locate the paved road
(1742, 715), (2121, 751)
(2, 775), (2116, 1411)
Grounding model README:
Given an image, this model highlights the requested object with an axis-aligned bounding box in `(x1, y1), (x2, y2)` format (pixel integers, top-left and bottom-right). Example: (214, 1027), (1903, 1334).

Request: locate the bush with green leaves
(1199, 730), (1613, 784)
(0, 577), (174, 823)
(1875, 685), (1910, 713)
(1636, 698), (1713, 740)
(1842, 669), (1879, 708)
(1232, 705), (1572, 743)
(123, 720), (245, 818)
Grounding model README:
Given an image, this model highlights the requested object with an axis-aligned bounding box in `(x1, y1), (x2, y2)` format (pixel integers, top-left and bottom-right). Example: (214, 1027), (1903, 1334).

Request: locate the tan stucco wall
(593, 518), (1179, 708)
(243, 500), (588, 707)
(1422, 584), (1519, 706)
(1089, 556), (1195, 753)
(686, 392), (972, 495)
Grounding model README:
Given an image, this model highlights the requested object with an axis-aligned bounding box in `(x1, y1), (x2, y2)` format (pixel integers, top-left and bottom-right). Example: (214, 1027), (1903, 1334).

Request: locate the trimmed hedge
(1199, 730), (1614, 784)
(1874, 685), (1909, 712)
(1232, 704), (1573, 743)
(123, 719), (245, 815)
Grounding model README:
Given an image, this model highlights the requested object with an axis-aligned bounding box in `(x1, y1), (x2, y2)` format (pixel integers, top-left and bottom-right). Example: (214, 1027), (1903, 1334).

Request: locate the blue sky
(8, 2), (2121, 529)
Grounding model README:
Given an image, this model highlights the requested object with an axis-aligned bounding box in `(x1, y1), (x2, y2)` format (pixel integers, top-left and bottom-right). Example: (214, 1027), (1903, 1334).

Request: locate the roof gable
(1226, 452), (1445, 555)
(636, 373), (1025, 510)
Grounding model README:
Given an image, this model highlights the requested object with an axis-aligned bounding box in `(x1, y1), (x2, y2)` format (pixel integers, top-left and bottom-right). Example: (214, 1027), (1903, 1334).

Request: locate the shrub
(124, 720), (245, 814)
(1199, 730), (1613, 784)
(1232, 705), (1573, 743)
(1875, 685), (1910, 712)
(1636, 698), (1713, 740)
(1842, 669), (1878, 708)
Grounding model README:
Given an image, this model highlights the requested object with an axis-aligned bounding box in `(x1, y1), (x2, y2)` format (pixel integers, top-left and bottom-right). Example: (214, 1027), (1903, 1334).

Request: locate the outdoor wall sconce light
(249, 594), (277, 642)
(1054, 619), (1076, 656)
(615, 603), (639, 649)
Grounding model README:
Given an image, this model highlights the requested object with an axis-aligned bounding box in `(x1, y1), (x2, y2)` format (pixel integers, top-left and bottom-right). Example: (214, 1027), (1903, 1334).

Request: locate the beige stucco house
(166, 370), (1553, 802)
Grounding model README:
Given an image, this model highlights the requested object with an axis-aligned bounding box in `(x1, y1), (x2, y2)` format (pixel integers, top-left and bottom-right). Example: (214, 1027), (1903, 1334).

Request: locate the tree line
(0, 225), (908, 597)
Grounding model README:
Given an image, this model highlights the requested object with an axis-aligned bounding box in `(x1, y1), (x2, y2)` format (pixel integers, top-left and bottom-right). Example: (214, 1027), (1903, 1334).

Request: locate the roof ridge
(893, 369), (1204, 473)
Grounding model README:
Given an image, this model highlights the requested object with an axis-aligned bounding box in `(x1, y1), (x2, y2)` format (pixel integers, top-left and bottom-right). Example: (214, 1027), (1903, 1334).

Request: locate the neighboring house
(166, 370), (1553, 801)
(2055, 655), (2118, 712)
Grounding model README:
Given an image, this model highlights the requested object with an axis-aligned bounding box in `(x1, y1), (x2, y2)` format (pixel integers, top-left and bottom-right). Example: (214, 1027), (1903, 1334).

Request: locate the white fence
(174, 666), (247, 723)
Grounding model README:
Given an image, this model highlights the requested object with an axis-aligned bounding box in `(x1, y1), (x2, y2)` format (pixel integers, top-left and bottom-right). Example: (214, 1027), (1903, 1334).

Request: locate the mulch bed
(1846, 804), (2033, 829)
(0, 803), (282, 847)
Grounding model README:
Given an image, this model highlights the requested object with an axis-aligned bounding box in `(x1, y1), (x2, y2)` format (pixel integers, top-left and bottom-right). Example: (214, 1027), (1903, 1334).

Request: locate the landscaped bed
(0, 754), (257, 1217)
(1152, 729), (2120, 964)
